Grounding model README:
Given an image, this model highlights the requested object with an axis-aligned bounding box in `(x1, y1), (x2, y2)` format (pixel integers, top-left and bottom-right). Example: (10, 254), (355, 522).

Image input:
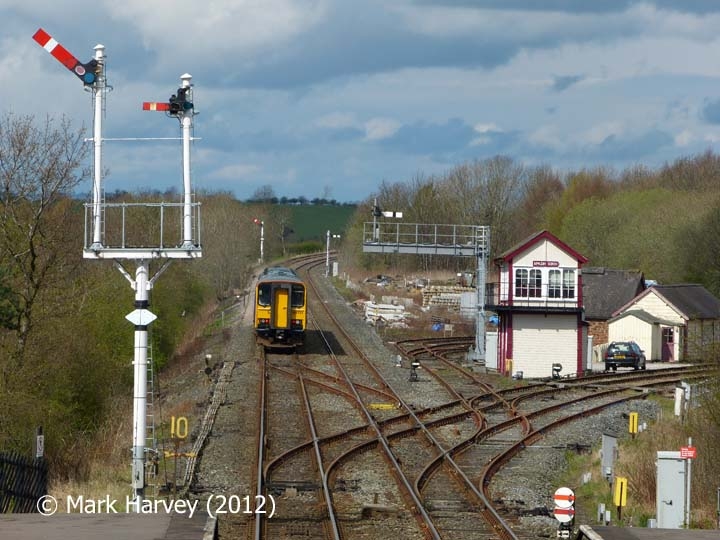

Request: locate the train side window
(258, 284), (271, 306)
(291, 285), (305, 307)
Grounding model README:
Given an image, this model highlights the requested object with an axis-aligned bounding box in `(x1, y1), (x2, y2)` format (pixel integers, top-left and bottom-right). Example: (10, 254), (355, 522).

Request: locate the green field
(252, 203), (357, 242)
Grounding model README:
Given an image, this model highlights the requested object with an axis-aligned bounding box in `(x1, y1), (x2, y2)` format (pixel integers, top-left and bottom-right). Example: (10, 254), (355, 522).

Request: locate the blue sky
(4, 1), (720, 202)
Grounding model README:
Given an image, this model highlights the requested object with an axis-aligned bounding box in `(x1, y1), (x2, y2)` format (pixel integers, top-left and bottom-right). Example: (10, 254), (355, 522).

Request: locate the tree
(250, 184), (276, 203)
(0, 114), (88, 364)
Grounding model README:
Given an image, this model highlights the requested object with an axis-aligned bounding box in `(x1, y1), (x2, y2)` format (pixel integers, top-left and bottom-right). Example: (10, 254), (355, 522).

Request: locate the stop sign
(553, 487), (575, 509)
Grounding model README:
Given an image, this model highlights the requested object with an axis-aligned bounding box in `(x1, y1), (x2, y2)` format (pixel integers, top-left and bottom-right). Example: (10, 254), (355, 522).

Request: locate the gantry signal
(33, 28), (100, 85)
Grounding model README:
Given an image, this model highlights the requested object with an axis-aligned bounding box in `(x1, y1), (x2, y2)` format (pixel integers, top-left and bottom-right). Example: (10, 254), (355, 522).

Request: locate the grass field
(250, 203), (357, 242)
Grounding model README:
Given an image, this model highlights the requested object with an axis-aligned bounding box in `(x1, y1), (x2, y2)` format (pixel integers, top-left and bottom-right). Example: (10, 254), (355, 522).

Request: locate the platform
(0, 511), (215, 540)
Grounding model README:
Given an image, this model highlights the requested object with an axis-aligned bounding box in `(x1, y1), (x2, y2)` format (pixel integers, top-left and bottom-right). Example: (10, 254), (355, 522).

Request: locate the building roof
(582, 267), (645, 320)
(613, 284), (720, 320)
(608, 309), (678, 327)
(494, 230), (588, 265)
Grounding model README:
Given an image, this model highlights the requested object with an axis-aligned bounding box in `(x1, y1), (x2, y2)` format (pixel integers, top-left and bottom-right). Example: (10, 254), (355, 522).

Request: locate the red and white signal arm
(553, 506), (575, 523)
(553, 487), (575, 509)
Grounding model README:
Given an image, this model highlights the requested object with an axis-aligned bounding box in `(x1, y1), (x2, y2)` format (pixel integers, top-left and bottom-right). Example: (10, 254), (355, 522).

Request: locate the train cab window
(258, 284), (271, 306)
(291, 285), (305, 307)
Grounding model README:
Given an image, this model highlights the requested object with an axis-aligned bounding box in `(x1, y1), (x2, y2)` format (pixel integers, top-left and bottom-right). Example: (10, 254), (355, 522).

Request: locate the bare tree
(195, 193), (255, 299)
(0, 114), (88, 363)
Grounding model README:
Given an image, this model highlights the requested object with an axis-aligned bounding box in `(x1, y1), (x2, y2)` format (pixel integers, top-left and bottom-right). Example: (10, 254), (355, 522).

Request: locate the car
(604, 341), (646, 371)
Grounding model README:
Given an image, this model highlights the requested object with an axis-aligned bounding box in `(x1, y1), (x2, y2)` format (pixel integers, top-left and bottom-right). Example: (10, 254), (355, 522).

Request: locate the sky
(4, 1), (720, 203)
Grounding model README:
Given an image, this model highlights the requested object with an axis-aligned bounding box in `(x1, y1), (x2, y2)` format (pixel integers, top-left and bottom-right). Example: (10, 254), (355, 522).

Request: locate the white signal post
(180, 74), (194, 249)
(91, 44), (106, 249)
(326, 231), (341, 277)
(34, 30), (202, 505)
(254, 218), (264, 263)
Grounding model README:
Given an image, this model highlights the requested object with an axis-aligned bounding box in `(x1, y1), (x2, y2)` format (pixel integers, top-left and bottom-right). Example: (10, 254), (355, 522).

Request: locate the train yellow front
(254, 267), (306, 349)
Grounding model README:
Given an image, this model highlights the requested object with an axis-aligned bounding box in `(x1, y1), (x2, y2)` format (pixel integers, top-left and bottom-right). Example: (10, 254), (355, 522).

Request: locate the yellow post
(613, 476), (628, 520)
(628, 412), (638, 439)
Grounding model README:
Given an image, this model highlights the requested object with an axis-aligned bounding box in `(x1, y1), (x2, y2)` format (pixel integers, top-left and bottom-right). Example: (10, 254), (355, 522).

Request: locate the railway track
(230, 254), (717, 539)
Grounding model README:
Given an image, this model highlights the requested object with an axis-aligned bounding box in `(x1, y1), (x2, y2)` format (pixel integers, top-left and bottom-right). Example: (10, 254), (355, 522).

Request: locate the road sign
(553, 506), (575, 523)
(554, 487), (575, 509)
(680, 446), (697, 459)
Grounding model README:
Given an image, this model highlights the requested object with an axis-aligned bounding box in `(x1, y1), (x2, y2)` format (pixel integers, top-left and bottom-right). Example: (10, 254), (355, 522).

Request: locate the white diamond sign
(125, 309), (157, 326)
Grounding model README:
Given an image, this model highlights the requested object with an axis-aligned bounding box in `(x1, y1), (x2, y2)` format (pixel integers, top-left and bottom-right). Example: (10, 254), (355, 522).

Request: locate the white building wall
(512, 314), (577, 378)
(631, 293), (685, 325)
(513, 240), (579, 268)
(608, 316), (657, 360)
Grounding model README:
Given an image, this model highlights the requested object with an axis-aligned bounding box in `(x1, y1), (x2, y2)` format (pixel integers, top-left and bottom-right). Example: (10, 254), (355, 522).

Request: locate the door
(661, 327), (674, 362)
(273, 287), (290, 329)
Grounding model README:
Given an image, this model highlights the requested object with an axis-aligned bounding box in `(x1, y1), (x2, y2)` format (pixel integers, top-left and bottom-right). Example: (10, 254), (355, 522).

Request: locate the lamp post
(326, 230), (341, 277)
(253, 218), (264, 263)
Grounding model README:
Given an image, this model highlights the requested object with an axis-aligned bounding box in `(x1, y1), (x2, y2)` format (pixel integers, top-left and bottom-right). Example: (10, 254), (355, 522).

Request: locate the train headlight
(291, 319), (303, 329)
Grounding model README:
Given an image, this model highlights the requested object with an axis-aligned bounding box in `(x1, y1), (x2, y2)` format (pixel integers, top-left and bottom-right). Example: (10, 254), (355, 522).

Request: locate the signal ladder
(145, 338), (158, 498)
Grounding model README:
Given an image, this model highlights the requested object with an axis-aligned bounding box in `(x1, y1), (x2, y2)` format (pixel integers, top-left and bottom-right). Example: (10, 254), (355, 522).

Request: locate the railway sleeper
(266, 480), (320, 495)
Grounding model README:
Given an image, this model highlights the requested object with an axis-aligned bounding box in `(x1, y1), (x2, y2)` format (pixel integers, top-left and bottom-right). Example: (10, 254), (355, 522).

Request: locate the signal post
(34, 29), (202, 503)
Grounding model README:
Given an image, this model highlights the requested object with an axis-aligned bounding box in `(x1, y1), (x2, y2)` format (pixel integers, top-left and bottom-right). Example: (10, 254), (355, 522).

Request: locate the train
(254, 266), (307, 349)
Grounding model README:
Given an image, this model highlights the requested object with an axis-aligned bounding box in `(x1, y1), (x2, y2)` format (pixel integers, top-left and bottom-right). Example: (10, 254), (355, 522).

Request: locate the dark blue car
(605, 341), (646, 371)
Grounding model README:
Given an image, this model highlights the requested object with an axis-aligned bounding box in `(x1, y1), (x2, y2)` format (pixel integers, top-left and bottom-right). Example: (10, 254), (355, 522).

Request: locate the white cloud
(105, 0), (328, 62)
(474, 122), (500, 133)
(582, 121), (625, 145)
(364, 117), (400, 140)
(528, 125), (565, 151)
(210, 163), (260, 180)
(315, 112), (356, 129)
(675, 129), (693, 147)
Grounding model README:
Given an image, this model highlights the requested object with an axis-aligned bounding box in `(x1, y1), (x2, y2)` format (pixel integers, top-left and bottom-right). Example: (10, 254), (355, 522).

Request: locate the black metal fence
(0, 451), (48, 513)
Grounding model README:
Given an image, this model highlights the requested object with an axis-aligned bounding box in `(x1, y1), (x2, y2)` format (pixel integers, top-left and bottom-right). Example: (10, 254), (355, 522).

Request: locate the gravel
(156, 267), (661, 539)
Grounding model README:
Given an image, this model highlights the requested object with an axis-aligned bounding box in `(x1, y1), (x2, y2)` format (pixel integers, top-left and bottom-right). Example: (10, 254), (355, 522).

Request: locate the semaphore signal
(32, 28), (99, 85)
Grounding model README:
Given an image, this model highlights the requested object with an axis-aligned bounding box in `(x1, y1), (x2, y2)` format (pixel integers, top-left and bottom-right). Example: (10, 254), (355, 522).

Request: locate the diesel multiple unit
(254, 267), (306, 349)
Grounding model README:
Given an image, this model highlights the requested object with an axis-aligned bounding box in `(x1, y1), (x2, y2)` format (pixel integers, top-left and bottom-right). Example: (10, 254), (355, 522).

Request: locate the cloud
(383, 118), (477, 155)
(364, 118), (400, 140)
(315, 112), (356, 129)
(413, 1), (720, 15)
(590, 129), (674, 160)
(551, 74), (585, 92)
(209, 163), (261, 180)
(701, 98), (720, 124)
